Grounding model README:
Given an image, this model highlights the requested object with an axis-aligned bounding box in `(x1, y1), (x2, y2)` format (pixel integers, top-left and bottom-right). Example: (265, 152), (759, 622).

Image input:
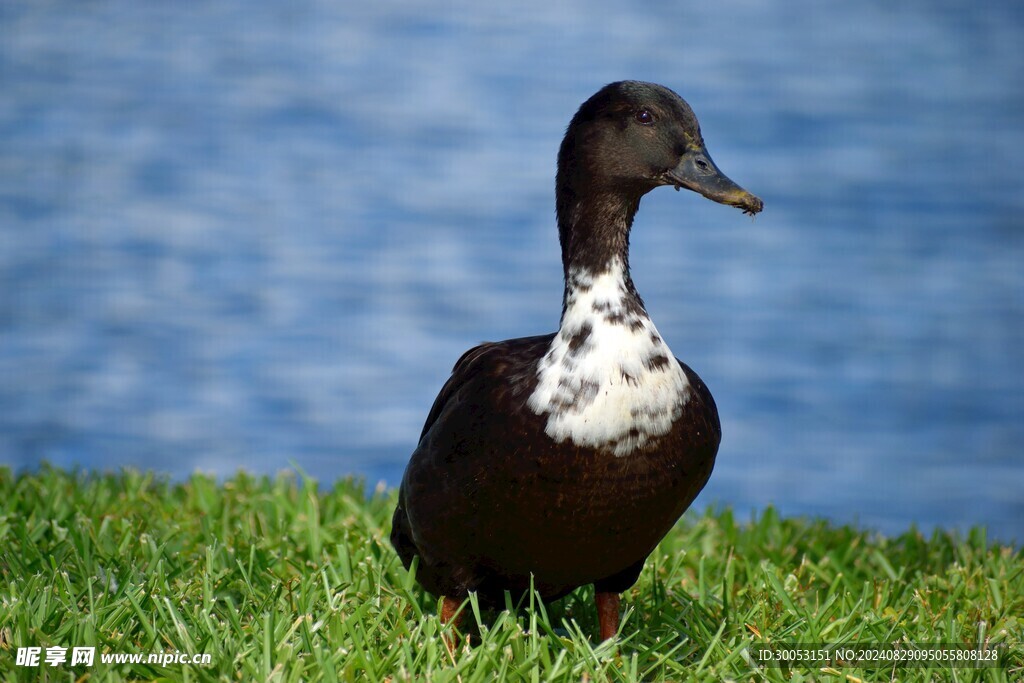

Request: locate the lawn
(0, 466), (1020, 681)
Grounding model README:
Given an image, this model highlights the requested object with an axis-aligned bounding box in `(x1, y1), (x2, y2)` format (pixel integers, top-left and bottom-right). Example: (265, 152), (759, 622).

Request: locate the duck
(391, 80), (762, 642)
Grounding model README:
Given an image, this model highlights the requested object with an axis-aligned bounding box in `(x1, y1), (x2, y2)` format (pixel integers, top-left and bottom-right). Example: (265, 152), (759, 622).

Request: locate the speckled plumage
(528, 259), (692, 456)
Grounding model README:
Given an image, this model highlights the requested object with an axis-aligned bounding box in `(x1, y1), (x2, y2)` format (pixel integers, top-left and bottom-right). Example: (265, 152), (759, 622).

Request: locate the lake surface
(2, 1), (1022, 542)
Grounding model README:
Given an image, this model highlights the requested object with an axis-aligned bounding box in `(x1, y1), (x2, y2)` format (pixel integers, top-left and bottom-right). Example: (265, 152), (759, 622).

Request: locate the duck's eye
(634, 109), (654, 125)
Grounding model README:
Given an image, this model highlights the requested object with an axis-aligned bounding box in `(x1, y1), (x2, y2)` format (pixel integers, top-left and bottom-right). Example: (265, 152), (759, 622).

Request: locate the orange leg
(595, 591), (621, 641)
(440, 596), (465, 653)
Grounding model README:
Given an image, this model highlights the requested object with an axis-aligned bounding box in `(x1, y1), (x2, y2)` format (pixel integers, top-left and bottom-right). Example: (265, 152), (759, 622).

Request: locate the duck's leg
(593, 558), (644, 640)
(440, 596), (465, 652)
(595, 591), (621, 641)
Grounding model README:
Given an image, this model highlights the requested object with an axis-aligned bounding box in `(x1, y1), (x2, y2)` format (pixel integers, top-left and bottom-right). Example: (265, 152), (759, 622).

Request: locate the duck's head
(557, 81), (763, 216)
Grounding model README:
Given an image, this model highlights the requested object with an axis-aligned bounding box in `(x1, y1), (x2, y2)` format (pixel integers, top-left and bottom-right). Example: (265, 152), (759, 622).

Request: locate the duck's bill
(664, 148), (763, 216)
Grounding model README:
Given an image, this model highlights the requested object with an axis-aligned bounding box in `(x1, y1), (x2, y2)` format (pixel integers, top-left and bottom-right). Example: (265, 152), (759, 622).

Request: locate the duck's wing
(392, 334), (554, 594)
(417, 343), (499, 442)
(417, 334), (555, 441)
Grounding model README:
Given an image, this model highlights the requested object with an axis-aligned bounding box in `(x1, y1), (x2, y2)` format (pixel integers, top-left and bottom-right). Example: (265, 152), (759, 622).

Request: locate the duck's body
(391, 81), (762, 639)
(392, 333), (719, 607)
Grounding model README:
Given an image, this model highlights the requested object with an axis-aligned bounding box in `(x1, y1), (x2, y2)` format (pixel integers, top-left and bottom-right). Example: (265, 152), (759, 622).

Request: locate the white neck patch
(527, 260), (691, 456)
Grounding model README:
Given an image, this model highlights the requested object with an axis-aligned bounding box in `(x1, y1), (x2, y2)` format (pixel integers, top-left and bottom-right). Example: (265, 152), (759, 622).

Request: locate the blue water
(2, 1), (1022, 542)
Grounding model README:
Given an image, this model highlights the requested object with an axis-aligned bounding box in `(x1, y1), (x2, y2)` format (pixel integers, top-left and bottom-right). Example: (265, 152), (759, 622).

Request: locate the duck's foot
(595, 591), (621, 641)
(440, 596), (466, 654)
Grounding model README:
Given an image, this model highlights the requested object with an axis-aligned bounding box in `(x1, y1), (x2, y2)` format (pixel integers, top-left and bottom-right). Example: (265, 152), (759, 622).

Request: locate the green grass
(0, 466), (1020, 682)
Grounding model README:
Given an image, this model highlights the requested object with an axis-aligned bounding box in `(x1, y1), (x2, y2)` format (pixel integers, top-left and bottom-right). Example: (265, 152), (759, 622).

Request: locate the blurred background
(1, 1), (1022, 542)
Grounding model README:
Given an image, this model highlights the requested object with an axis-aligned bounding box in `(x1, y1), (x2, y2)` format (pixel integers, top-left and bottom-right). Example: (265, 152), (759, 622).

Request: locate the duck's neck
(530, 187), (691, 456)
(556, 186), (646, 319)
